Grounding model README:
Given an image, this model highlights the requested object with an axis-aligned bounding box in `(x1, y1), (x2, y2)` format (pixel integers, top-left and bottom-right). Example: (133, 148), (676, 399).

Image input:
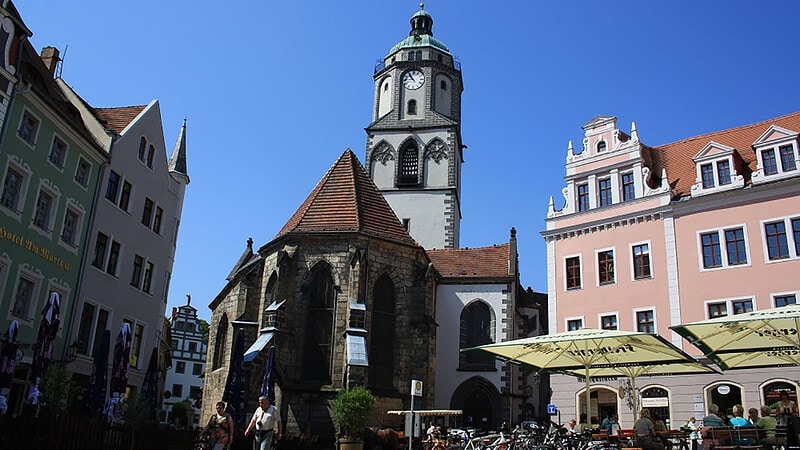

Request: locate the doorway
(706, 382), (743, 422)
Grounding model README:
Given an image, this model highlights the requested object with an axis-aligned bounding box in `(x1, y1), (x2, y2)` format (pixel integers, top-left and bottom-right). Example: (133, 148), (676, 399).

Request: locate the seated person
(729, 405), (749, 427)
(756, 405), (782, 447)
(635, 409), (665, 450)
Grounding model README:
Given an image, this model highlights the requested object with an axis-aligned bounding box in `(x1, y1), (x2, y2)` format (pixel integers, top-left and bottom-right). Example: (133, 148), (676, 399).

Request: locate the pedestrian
(566, 419), (578, 434)
(244, 395), (282, 450)
(684, 417), (701, 450)
(202, 401), (234, 450)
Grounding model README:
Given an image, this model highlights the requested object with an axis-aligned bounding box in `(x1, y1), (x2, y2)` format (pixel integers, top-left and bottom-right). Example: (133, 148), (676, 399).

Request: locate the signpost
(409, 380), (422, 450)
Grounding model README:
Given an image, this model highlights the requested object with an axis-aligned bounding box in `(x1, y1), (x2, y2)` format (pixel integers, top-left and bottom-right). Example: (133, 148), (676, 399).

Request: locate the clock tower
(365, 4), (463, 250)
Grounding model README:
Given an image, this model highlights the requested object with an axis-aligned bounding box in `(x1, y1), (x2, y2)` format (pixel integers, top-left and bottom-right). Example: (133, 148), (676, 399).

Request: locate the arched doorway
(706, 382), (743, 420)
(451, 377), (502, 431)
(761, 380), (799, 410)
(578, 386), (619, 427)
(641, 386), (672, 429)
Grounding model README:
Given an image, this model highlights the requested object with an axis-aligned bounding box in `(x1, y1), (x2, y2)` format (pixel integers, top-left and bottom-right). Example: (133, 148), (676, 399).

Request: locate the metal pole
(409, 394), (415, 450)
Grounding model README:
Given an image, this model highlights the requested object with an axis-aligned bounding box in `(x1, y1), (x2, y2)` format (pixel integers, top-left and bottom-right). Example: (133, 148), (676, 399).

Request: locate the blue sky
(18, 1), (800, 321)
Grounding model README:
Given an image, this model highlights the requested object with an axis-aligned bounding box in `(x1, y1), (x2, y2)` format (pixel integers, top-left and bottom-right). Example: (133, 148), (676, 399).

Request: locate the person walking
(684, 417), (701, 450)
(245, 395), (282, 450)
(202, 401), (234, 450)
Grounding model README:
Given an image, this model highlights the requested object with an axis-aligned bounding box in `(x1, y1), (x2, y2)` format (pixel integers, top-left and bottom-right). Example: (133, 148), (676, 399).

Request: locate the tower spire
(168, 118), (190, 184)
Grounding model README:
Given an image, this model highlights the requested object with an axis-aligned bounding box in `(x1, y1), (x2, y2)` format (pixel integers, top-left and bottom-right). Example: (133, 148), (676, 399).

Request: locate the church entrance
(451, 376), (502, 431)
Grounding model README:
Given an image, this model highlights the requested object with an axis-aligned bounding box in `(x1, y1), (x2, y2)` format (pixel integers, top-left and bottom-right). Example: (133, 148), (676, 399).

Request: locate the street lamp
(54, 340), (80, 365)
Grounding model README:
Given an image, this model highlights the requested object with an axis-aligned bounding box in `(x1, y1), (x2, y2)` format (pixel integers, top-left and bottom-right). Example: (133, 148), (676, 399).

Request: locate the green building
(0, 40), (107, 412)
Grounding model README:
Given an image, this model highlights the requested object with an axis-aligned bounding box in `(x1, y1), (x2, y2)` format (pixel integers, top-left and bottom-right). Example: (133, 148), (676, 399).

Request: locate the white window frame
(629, 240), (654, 281)
(565, 316), (584, 332)
(696, 224), (752, 271)
(690, 142), (744, 197)
(598, 312), (619, 330)
(47, 133), (69, 171)
(620, 170), (636, 202)
(563, 253), (583, 291)
(17, 108), (41, 148)
(760, 215), (800, 264)
(8, 264), (43, 323)
(595, 247), (616, 286)
(29, 181), (61, 239)
(123, 318), (146, 369)
(772, 290), (799, 308)
(703, 296), (756, 319)
(632, 307), (657, 334)
(1, 156), (32, 222)
(73, 156), (92, 190)
(752, 125), (800, 185)
(58, 199), (85, 254)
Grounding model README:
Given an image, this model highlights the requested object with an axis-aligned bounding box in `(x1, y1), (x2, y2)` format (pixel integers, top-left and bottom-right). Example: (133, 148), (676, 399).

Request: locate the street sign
(547, 404), (557, 415)
(411, 380), (423, 397)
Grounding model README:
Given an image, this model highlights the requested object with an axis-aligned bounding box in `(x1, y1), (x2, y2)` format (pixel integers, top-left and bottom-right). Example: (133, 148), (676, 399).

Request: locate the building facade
(162, 298), (207, 427)
(58, 87), (189, 398)
(543, 113), (800, 427)
(0, 39), (107, 414)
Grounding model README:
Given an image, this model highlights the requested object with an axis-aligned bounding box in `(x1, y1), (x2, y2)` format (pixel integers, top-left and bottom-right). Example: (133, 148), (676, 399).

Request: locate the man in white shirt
(245, 396), (282, 450)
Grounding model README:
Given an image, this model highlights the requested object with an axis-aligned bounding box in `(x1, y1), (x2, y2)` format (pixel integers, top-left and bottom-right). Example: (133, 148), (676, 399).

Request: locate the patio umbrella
(139, 347), (159, 420)
(463, 328), (709, 418)
(26, 291), (61, 404)
(671, 304), (800, 370)
(260, 345), (276, 402)
(222, 329), (246, 428)
(85, 329), (110, 414)
(0, 320), (20, 414)
(106, 323), (132, 422)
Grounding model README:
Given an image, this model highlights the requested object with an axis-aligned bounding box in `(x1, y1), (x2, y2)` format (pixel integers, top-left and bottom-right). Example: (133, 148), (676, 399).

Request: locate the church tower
(365, 4), (463, 250)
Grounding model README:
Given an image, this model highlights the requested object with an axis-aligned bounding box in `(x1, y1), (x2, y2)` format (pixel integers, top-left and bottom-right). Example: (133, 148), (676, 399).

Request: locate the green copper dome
(387, 4), (450, 55)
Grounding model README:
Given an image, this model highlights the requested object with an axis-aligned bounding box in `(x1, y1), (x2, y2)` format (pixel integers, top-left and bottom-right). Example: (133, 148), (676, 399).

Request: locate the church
(201, 5), (546, 443)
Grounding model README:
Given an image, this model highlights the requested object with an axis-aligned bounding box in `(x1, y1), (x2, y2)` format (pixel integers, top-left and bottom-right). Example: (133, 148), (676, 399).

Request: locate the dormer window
(596, 140), (607, 153)
(691, 141), (744, 197)
(752, 125), (799, 185)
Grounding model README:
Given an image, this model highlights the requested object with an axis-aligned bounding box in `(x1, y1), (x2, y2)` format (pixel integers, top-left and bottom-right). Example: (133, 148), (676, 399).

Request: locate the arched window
(408, 51), (415, 61)
(302, 263), (335, 383)
(146, 144), (156, 168)
(459, 301), (495, 369)
(397, 140), (420, 185)
(212, 313), (228, 370)
(597, 140), (607, 153)
(369, 274), (395, 388)
(407, 99), (417, 115)
(415, 50), (422, 60)
(440, 80), (447, 91)
(383, 82), (389, 91)
(138, 137), (147, 161)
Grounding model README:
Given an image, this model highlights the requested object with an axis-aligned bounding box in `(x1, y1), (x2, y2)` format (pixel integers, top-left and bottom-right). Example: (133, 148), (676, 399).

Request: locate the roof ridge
(656, 111), (800, 149)
(428, 242), (509, 253)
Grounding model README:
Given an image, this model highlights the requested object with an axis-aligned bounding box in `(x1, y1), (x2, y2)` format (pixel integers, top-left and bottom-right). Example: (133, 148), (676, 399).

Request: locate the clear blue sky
(18, 1), (800, 321)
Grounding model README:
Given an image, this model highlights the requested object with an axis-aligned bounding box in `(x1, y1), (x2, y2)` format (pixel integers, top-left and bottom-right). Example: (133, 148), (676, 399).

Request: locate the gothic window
(303, 263), (335, 383)
(459, 301), (495, 370)
(212, 314), (228, 370)
(397, 140), (420, 186)
(369, 274), (395, 389)
(372, 141), (395, 164)
(440, 80), (447, 91)
(407, 99), (417, 115)
(424, 139), (448, 163)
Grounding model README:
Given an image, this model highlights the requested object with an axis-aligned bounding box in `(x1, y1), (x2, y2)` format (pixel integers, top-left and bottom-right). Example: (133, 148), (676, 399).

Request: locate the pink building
(542, 112), (800, 428)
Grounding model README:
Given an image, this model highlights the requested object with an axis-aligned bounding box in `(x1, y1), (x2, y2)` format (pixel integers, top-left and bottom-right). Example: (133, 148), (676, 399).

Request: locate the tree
(198, 319), (210, 344)
(123, 391), (157, 428)
(38, 365), (72, 411)
(170, 400), (192, 429)
(331, 386), (375, 439)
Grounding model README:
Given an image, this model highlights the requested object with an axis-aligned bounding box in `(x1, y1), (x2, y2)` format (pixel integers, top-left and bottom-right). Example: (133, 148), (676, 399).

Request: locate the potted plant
(331, 386), (375, 450)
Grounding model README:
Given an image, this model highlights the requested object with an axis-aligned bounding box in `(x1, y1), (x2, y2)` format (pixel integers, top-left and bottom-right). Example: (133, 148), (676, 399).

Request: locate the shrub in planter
(331, 386), (375, 444)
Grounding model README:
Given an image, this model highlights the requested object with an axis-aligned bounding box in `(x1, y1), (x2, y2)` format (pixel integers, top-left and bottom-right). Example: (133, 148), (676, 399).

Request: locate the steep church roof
(428, 244), (512, 279)
(168, 118), (189, 182)
(276, 149), (418, 246)
(648, 111), (800, 198)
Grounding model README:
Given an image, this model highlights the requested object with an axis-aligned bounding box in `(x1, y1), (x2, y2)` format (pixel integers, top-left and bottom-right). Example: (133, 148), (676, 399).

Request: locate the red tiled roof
(93, 105), (146, 134)
(276, 149), (417, 246)
(428, 244), (511, 279)
(649, 111), (800, 198)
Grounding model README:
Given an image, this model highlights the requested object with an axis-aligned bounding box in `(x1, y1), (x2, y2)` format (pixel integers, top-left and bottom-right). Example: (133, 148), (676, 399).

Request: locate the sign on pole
(547, 404), (558, 415)
(411, 380), (423, 397)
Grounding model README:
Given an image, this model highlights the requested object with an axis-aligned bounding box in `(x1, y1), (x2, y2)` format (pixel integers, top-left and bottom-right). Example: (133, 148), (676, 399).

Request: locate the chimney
(40, 46), (60, 76)
(509, 227), (518, 277)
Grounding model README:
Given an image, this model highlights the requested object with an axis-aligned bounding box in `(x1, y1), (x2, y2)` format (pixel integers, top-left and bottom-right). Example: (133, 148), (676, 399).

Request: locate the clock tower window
(407, 99), (417, 115)
(398, 140), (420, 186)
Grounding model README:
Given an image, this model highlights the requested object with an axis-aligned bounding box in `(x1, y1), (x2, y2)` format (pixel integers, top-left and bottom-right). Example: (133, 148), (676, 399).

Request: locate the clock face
(402, 70), (425, 90)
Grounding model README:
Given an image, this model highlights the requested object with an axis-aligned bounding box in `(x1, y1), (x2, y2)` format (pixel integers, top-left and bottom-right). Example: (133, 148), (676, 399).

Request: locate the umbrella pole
(585, 366), (591, 427)
(631, 376), (637, 423)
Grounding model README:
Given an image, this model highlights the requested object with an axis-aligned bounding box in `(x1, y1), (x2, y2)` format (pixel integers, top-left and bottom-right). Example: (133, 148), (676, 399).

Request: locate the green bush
(38, 365), (72, 411)
(331, 386), (375, 439)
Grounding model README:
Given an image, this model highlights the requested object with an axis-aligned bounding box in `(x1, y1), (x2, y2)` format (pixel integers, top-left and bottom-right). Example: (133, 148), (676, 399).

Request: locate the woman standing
(202, 401), (234, 450)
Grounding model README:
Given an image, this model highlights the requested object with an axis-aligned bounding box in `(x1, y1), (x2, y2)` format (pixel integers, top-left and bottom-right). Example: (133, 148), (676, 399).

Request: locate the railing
(374, 57), (463, 74)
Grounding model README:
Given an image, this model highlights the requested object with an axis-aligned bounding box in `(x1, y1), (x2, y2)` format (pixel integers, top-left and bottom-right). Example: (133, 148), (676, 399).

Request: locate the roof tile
(93, 105), (146, 134)
(428, 244), (511, 279)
